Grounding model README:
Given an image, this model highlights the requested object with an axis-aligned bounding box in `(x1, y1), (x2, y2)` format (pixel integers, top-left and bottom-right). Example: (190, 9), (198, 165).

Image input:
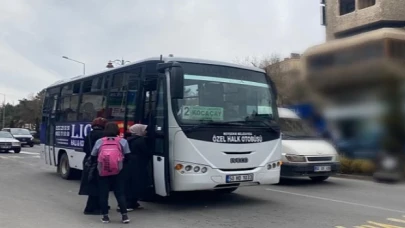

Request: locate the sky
(0, 0), (325, 104)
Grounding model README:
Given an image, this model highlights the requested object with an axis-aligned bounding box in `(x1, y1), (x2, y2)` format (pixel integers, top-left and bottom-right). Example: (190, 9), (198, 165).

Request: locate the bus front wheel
(58, 153), (79, 180)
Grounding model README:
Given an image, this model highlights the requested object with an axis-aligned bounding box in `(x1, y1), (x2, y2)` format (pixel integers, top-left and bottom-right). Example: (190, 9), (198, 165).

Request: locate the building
(265, 53), (308, 106)
(321, 0), (405, 41)
(303, 0), (405, 162)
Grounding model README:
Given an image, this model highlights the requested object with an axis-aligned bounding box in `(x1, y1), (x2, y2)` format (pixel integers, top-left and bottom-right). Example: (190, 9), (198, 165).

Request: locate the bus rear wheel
(58, 153), (79, 180)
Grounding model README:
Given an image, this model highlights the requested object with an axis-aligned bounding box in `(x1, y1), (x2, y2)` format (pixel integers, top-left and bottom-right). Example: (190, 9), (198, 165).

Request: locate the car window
(0, 131), (14, 138)
(10, 128), (31, 135)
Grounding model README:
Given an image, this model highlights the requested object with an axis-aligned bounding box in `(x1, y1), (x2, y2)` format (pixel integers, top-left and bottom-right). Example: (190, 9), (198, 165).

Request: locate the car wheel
(29, 144), (34, 147)
(14, 148), (21, 153)
(310, 176), (329, 182)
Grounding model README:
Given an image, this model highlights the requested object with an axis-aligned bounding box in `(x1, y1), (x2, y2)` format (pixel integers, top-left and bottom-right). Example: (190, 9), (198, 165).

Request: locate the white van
(278, 108), (340, 182)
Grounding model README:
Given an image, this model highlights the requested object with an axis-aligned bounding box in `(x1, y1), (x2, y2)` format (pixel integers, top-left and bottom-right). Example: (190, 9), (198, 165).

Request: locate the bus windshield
(174, 62), (276, 126)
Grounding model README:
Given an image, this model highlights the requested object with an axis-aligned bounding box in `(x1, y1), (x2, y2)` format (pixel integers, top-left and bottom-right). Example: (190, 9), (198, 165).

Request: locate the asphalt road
(1, 146), (404, 228)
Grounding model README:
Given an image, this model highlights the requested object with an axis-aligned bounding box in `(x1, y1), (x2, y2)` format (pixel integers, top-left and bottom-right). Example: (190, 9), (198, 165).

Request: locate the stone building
(303, 0), (405, 163)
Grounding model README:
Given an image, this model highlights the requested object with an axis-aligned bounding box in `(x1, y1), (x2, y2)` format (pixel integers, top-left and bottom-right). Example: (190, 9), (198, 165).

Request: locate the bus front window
(173, 63), (276, 126)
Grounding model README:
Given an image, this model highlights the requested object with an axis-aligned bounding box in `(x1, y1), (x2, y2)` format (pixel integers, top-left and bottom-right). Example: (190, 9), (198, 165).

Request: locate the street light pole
(0, 93), (5, 129)
(62, 56), (86, 75)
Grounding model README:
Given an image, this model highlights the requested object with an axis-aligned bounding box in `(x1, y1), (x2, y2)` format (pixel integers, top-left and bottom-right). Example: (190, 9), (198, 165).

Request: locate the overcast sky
(0, 0), (325, 103)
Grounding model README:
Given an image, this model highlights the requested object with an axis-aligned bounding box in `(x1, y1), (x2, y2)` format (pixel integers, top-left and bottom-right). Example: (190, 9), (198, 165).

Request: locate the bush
(339, 155), (375, 175)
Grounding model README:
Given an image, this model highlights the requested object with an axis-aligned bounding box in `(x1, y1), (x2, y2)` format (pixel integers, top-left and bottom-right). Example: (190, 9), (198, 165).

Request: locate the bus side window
(59, 83), (80, 122)
(78, 77), (106, 121)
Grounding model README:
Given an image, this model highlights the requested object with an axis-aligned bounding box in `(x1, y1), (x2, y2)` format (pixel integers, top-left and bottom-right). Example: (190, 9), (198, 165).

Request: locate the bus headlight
(174, 162), (210, 174)
(201, 167), (208, 173)
(267, 161), (281, 170)
(285, 155), (306, 162)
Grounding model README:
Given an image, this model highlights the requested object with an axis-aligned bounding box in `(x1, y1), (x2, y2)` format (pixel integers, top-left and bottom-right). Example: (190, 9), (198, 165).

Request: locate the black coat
(78, 129), (104, 196)
(125, 135), (151, 201)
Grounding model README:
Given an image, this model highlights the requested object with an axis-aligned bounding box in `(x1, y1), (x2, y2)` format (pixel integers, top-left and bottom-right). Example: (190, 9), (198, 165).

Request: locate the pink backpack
(97, 137), (124, 177)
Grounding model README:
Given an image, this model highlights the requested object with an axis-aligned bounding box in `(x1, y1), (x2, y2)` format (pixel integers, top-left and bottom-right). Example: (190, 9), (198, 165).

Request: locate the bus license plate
(226, 174), (254, 183)
(314, 166), (331, 172)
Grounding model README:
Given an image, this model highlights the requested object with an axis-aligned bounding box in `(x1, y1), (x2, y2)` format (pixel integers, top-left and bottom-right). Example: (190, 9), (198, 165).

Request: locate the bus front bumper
(172, 165), (280, 192)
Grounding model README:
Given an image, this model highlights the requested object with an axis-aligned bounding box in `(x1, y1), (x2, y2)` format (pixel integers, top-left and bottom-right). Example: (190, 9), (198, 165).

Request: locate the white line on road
(266, 188), (405, 214)
(20, 151), (40, 155)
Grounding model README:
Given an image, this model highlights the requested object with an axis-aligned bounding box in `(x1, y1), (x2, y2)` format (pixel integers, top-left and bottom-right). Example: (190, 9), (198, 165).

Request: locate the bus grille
(219, 167), (256, 172)
(306, 156), (333, 162)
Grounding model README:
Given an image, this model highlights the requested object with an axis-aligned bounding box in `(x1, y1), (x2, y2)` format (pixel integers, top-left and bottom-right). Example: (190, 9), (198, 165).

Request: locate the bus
(40, 56), (282, 197)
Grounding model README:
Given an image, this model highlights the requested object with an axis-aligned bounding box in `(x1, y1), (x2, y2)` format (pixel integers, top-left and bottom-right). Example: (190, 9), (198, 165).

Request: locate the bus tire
(58, 152), (79, 180)
(214, 187), (238, 194)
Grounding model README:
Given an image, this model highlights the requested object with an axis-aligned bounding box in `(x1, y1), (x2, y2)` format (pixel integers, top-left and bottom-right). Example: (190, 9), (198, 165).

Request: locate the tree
(234, 54), (309, 106)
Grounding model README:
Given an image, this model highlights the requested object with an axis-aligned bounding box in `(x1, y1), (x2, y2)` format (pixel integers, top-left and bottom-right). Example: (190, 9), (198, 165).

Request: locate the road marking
(266, 188), (405, 214)
(387, 218), (405, 224)
(367, 221), (404, 227)
(354, 225), (379, 228)
(20, 151), (40, 155)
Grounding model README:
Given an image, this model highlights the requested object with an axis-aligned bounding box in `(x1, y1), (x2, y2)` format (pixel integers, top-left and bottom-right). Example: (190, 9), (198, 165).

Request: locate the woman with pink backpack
(89, 122), (131, 224)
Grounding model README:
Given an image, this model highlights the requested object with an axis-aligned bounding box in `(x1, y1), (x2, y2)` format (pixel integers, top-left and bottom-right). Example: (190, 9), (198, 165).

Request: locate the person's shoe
(134, 202), (144, 209)
(122, 214), (130, 224)
(101, 215), (110, 223)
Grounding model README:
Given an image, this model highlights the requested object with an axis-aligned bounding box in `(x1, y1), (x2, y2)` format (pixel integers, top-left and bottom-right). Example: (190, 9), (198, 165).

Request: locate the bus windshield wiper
(225, 119), (280, 134)
(183, 121), (243, 133)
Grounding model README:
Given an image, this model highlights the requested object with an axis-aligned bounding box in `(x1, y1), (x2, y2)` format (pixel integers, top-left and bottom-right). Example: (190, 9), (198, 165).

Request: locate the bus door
(141, 75), (170, 197)
(45, 94), (58, 166)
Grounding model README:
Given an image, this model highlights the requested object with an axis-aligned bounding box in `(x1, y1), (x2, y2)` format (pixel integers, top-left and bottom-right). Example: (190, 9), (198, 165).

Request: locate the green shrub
(339, 155), (375, 175)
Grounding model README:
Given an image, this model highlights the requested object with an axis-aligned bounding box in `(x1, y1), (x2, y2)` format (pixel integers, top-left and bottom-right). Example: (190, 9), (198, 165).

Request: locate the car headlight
(285, 154), (306, 162)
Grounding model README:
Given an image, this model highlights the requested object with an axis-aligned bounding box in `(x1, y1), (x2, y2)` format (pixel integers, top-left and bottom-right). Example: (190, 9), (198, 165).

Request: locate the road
(1, 146), (404, 228)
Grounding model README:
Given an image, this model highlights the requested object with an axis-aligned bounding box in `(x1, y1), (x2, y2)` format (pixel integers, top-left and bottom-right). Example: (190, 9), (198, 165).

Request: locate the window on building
(340, 0), (355, 15)
(358, 0), (376, 9)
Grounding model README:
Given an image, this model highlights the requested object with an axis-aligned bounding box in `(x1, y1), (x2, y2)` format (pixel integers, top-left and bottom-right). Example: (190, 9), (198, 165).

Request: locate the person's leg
(112, 174), (130, 223)
(98, 177), (111, 223)
(84, 196), (100, 214)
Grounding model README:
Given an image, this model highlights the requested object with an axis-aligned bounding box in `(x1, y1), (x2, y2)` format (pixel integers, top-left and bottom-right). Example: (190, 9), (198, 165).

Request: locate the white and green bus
(40, 56), (282, 197)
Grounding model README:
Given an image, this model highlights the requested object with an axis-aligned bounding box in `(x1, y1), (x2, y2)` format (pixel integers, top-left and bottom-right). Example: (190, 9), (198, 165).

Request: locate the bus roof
(47, 56), (266, 88)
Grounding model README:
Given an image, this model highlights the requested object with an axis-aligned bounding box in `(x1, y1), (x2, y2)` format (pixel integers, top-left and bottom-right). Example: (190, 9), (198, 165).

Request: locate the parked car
(0, 131), (21, 153)
(1, 128), (34, 147)
(278, 108), (340, 182)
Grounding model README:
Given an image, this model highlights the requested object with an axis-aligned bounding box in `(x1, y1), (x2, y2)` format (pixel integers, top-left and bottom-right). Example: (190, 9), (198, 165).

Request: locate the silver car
(0, 131), (21, 153)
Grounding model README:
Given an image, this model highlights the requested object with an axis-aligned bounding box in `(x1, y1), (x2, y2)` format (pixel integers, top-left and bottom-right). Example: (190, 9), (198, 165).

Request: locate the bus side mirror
(157, 62), (184, 99)
(170, 63), (184, 99)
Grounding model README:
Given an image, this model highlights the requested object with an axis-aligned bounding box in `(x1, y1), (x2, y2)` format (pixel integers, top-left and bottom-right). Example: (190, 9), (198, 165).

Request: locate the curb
(334, 173), (374, 181)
